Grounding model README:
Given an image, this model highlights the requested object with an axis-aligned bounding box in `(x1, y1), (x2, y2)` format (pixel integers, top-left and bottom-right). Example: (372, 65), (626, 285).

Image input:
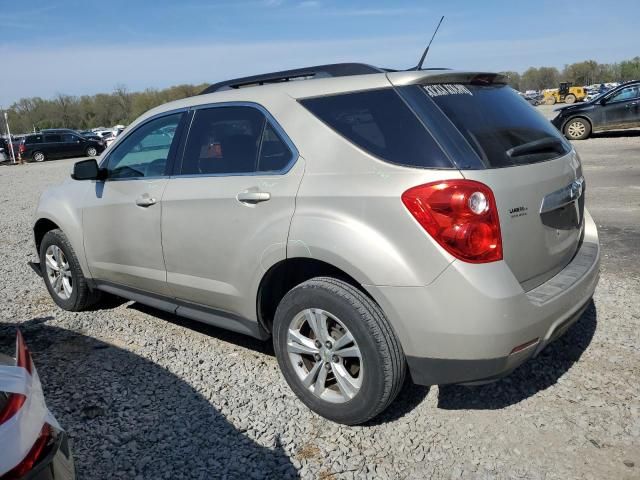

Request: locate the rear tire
(32, 151), (46, 162)
(564, 117), (591, 140)
(40, 229), (101, 311)
(86, 146), (98, 157)
(273, 277), (405, 425)
(564, 94), (576, 104)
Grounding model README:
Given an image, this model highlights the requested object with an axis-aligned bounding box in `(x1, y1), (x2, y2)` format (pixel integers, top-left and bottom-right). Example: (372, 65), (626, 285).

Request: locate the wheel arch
(256, 257), (373, 334)
(33, 217), (60, 253)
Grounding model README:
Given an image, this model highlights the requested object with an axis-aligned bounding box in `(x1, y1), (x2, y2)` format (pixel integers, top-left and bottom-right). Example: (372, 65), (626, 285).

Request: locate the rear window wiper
(506, 137), (566, 158)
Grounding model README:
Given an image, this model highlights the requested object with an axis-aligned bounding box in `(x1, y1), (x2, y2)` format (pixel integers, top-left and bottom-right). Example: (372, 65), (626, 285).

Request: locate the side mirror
(72, 159), (104, 180)
(600, 97), (607, 105)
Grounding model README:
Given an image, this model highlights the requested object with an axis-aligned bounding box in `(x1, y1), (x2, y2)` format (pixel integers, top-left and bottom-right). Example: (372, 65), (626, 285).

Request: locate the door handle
(135, 196), (157, 207)
(237, 191), (271, 204)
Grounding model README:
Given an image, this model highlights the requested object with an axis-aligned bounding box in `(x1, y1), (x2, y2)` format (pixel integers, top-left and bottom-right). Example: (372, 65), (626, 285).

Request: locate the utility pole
(3, 110), (16, 164)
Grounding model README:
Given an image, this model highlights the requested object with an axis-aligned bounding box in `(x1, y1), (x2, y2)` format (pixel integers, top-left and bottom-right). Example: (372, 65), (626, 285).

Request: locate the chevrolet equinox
(32, 64), (600, 424)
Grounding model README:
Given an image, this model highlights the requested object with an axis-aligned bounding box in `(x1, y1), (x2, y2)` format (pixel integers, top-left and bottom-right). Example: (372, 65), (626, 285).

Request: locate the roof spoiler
(387, 71), (508, 87)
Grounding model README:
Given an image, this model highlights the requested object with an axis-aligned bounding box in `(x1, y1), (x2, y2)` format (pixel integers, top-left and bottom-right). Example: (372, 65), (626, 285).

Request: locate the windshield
(407, 83), (572, 168)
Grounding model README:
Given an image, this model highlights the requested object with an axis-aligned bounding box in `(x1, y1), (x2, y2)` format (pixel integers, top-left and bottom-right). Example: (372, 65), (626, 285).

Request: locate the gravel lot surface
(1, 121), (639, 479)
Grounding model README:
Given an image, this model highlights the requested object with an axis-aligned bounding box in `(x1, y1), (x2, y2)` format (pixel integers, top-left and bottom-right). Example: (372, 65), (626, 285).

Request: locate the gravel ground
(1, 126), (639, 479)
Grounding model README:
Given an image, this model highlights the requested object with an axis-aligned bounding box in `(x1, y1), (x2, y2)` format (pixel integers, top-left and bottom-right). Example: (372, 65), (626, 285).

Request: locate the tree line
(501, 56), (640, 92)
(2, 83), (208, 135)
(2, 57), (640, 135)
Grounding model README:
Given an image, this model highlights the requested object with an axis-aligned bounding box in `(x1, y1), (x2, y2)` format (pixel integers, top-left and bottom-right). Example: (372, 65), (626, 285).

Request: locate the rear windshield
(300, 89), (453, 169)
(414, 83), (571, 168)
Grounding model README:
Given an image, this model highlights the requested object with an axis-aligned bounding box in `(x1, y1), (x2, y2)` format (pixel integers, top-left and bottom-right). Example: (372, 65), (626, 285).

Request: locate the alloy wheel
(286, 308), (363, 403)
(86, 147), (97, 157)
(44, 245), (73, 300)
(33, 152), (45, 162)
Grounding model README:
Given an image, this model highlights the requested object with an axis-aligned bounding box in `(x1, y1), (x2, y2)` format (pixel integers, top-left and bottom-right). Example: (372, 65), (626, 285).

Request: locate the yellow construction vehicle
(543, 82), (587, 105)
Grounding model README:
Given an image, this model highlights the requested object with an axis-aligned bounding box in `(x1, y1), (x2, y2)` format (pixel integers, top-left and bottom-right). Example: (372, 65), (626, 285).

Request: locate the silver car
(33, 64), (600, 425)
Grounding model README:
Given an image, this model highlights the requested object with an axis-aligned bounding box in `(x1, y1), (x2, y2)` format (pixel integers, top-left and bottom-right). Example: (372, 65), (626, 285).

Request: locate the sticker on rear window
(423, 84), (472, 97)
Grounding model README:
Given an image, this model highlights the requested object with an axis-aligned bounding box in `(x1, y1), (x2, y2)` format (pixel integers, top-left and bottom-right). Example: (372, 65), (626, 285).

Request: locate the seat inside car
(196, 134), (257, 174)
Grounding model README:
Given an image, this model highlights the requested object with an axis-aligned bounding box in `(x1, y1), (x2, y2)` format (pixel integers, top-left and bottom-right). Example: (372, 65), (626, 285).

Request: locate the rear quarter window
(300, 88), (453, 169)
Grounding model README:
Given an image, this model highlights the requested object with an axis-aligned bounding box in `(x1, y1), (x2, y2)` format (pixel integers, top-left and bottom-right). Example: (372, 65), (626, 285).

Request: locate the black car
(20, 132), (105, 162)
(552, 80), (640, 140)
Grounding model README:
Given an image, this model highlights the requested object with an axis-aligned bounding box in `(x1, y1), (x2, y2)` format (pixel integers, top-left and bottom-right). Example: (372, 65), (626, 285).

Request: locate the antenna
(413, 15), (445, 71)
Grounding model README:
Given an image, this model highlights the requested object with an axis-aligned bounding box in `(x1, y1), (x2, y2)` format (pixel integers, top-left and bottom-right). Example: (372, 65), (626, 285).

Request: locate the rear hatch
(391, 73), (584, 290)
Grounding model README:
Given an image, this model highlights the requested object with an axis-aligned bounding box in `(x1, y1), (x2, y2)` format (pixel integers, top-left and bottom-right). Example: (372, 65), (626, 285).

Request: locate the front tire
(564, 117), (591, 140)
(545, 96), (556, 105)
(40, 229), (101, 311)
(86, 146), (98, 157)
(273, 277), (405, 425)
(32, 151), (46, 162)
(564, 94), (576, 104)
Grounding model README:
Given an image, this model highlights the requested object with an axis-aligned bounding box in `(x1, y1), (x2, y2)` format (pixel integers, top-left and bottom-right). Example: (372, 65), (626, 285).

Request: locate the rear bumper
(405, 299), (590, 385)
(366, 209), (600, 386)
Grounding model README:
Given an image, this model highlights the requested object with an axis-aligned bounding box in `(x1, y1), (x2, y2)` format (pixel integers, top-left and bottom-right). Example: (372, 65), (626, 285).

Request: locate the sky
(0, 0), (638, 105)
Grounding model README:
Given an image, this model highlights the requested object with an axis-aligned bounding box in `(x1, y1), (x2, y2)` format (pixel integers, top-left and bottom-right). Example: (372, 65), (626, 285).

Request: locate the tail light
(402, 179), (502, 263)
(19, 144), (26, 154)
(1, 331), (52, 479)
(5, 425), (52, 479)
(0, 331), (31, 424)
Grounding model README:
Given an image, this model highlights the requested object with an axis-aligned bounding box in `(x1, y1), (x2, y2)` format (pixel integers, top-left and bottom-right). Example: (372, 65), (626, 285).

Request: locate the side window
(62, 133), (78, 143)
(44, 134), (62, 143)
(26, 135), (43, 144)
(610, 86), (640, 103)
(300, 89), (452, 169)
(180, 106), (265, 175)
(106, 113), (182, 179)
(257, 122), (293, 172)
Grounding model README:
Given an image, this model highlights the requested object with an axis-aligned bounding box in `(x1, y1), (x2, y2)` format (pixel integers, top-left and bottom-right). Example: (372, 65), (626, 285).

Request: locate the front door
(61, 133), (85, 157)
(602, 84), (640, 129)
(161, 105), (303, 322)
(82, 112), (184, 295)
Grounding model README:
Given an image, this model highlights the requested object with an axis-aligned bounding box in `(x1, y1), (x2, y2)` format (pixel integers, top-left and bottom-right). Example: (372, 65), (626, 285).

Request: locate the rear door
(601, 85), (640, 128)
(161, 104), (303, 320)
(396, 80), (583, 290)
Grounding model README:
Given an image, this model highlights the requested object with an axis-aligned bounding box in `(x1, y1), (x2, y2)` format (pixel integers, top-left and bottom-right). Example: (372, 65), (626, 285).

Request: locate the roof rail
(199, 63), (386, 95)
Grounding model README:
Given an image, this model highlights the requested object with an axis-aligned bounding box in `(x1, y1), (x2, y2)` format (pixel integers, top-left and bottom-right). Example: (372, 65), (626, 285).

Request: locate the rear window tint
(26, 135), (44, 144)
(300, 89), (452, 169)
(44, 134), (62, 143)
(417, 84), (571, 168)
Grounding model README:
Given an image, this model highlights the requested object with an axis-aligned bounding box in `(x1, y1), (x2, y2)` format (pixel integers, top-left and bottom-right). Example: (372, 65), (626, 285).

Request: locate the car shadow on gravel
(0, 318), (299, 479)
(129, 303), (432, 424)
(437, 300), (597, 410)
(128, 303), (275, 356)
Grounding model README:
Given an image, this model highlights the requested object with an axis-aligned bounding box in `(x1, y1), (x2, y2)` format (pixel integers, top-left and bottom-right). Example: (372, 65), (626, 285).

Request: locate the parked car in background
(5, 136), (23, 159)
(552, 80), (640, 139)
(518, 91), (542, 106)
(0, 331), (75, 479)
(20, 131), (105, 162)
(33, 63), (600, 425)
